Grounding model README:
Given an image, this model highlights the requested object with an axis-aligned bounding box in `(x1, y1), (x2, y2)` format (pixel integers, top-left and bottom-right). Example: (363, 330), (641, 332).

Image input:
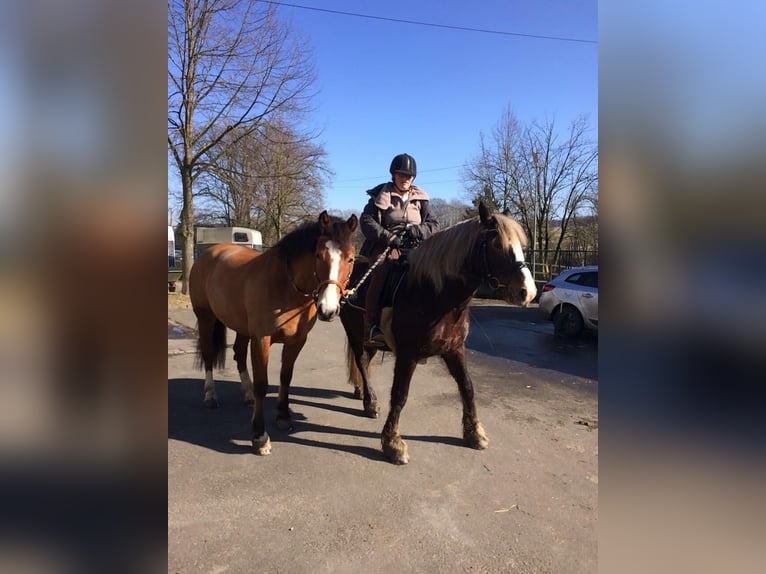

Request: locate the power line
(334, 164), (463, 184)
(261, 1), (597, 45)
(332, 178), (461, 190)
(418, 178), (462, 185)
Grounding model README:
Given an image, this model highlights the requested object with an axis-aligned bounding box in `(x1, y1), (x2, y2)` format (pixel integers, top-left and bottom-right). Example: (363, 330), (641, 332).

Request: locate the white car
(538, 266), (598, 337)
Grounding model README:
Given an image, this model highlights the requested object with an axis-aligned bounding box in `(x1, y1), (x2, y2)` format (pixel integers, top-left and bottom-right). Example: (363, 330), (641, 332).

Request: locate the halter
(478, 228), (527, 289)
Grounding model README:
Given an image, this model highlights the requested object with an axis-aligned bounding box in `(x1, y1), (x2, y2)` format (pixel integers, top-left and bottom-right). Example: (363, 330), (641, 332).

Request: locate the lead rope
(341, 246), (391, 306)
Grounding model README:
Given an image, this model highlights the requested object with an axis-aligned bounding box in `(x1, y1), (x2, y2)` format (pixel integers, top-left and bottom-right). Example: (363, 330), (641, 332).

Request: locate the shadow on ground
(168, 378), (465, 459)
(466, 304), (597, 381)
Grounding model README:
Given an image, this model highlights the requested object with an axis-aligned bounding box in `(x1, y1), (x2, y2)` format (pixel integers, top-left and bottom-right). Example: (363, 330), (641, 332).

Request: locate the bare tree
(196, 120), (330, 247)
(193, 127), (261, 228)
(461, 105), (524, 215)
(524, 115), (598, 276)
(168, 0), (317, 292)
(252, 121), (330, 245)
(430, 198), (472, 228)
(462, 108), (597, 279)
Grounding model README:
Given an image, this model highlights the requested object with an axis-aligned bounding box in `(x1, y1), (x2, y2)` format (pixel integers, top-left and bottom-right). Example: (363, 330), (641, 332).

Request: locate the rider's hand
(389, 222), (407, 236)
(388, 234), (402, 248)
(405, 225), (423, 242)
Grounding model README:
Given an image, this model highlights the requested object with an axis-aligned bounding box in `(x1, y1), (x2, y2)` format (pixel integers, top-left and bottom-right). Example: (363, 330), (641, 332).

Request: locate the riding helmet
(389, 153), (417, 178)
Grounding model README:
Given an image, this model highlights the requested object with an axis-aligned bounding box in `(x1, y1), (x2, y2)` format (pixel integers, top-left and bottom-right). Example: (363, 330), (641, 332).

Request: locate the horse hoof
(467, 437), (489, 450)
(382, 439), (409, 465)
(252, 433), (272, 455)
(465, 424), (489, 450)
(276, 417), (293, 431)
(393, 454), (409, 465)
(364, 405), (379, 418)
(203, 398), (219, 409)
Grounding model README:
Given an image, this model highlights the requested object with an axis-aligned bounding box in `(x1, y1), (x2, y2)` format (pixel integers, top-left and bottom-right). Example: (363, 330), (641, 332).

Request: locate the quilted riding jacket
(359, 182), (439, 258)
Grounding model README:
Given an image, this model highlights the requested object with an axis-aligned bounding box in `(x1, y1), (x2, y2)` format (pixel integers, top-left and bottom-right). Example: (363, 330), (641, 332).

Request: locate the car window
(564, 271), (598, 288)
(564, 273), (583, 285)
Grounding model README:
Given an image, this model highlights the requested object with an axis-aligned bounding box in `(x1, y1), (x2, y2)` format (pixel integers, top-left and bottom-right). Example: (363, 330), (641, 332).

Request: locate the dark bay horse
(340, 202), (536, 464)
(189, 211), (358, 455)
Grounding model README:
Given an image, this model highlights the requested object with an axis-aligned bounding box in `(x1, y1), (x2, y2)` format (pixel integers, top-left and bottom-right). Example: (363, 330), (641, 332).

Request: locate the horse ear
(346, 214), (358, 233)
(478, 201), (494, 227)
(318, 210), (330, 231)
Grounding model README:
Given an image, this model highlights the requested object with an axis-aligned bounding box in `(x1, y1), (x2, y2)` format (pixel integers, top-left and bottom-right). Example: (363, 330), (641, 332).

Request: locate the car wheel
(554, 305), (584, 338)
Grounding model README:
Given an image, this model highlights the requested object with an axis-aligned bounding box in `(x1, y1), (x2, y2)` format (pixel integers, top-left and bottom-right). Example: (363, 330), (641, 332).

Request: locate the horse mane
(407, 212), (528, 292)
(275, 215), (353, 262)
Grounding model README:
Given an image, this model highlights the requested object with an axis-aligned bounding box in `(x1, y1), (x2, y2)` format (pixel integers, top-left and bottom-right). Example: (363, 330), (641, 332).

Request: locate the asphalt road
(168, 300), (598, 573)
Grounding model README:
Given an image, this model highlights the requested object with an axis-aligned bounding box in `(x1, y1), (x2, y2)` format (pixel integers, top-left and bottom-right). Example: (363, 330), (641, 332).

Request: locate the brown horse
(189, 211), (358, 455)
(340, 202), (536, 464)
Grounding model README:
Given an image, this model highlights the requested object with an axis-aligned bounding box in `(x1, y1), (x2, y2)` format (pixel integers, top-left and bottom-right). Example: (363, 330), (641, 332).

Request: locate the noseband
(479, 229), (527, 289)
(288, 265), (349, 301)
(287, 240), (351, 302)
(313, 278), (348, 300)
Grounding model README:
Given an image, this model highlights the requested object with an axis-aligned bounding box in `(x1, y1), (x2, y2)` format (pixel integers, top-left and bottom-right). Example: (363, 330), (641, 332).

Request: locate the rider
(359, 153), (439, 348)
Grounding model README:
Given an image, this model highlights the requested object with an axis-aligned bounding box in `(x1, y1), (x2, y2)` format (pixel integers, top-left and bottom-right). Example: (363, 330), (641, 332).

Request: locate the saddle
(347, 251), (409, 308)
(352, 256), (427, 361)
(380, 258), (408, 309)
(377, 257), (413, 354)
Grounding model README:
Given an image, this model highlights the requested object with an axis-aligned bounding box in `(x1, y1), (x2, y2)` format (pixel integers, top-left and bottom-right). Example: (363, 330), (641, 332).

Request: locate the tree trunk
(180, 164), (194, 295)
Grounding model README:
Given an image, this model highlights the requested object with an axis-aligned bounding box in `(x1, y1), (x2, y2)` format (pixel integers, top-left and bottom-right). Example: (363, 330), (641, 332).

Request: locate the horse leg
(349, 339), (379, 417)
(441, 349), (489, 450)
(343, 309), (379, 417)
(381, 356), (417, 464)
(358, 349), (379, 417)
(233, 333), (255, 406)
(195, 309), (226, 409)
(250, 335), (272, 455)
(275, 338), (308, 430)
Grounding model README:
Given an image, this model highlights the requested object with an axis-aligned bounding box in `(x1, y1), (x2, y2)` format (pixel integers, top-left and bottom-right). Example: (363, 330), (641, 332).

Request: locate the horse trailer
(168, 225), (176, 268)
(195, 226), (264, 256)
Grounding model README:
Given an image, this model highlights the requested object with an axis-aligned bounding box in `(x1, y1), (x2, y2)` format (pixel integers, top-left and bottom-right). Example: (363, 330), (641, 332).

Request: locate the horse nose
(317, 305), (339, 322)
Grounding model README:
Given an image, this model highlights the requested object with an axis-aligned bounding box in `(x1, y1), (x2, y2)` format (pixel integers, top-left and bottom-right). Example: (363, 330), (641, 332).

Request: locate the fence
(528, 248), (598, 283)
(474, 248), (597, 300)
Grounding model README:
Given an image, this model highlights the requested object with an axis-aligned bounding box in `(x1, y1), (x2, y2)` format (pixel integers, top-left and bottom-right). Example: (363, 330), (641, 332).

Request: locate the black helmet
(389, 153), (417, 178)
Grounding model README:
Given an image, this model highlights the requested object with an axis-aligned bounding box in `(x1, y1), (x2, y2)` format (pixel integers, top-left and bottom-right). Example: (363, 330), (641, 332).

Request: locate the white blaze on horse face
(316, 239), (342, 316)
(511, 241), (537, 306)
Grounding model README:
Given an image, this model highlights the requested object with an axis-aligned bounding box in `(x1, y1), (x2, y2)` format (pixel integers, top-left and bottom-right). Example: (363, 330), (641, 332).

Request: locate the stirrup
(365, 325), (388, 349)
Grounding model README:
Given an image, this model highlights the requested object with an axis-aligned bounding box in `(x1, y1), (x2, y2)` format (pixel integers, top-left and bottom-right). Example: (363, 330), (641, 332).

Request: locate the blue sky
(170, 0), (597, 215)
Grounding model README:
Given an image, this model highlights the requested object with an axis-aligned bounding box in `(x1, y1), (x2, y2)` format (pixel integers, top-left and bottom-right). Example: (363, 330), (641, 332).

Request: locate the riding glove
(389, 222), (407, 235)
(388, 235), (403, 248)
(405, 225), (424, 242)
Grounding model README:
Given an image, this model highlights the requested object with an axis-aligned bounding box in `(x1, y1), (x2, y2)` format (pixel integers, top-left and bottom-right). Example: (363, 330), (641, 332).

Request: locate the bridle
(478, 228), (528, 290)
(286, 241), (351, 302)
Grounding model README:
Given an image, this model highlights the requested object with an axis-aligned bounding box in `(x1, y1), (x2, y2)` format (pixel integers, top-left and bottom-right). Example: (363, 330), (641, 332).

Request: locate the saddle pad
(380, 307), (427, 364)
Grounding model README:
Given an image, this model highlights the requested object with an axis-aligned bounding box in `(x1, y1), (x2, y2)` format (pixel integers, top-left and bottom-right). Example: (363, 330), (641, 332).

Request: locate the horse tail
(345, 340), (363, 395)
(210, 319), (227, 369)
(194, 317), (227, 371)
